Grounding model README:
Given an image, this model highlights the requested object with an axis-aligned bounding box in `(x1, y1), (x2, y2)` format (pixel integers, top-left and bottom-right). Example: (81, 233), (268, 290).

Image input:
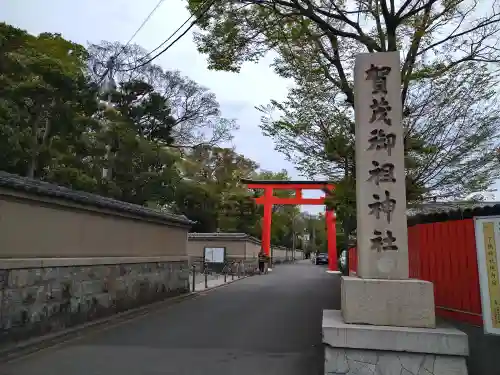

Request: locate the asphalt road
(0, 261), (341, 375)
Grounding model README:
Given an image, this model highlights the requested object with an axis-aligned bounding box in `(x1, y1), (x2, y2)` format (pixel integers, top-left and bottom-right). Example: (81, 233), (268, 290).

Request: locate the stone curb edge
(0, 275), (250, 363)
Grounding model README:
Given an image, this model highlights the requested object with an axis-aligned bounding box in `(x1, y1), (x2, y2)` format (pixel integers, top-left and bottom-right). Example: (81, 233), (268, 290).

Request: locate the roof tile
(0, 172), (193, 226)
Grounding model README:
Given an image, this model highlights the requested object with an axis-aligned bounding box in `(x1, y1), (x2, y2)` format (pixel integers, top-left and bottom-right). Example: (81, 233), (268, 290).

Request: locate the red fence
(348, 246), (357, 276)
(349, 219), (483, 325)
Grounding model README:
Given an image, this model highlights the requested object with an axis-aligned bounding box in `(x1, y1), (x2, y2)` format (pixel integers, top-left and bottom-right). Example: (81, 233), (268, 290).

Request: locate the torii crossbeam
(241, 179), (338, 272)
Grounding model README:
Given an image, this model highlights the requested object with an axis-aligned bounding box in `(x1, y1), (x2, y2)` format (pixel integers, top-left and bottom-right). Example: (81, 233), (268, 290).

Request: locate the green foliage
(175, 145), (259, 232)
(174, 181), (220, 232)
(0, 22), (100, 181)
(190, 0), (500, 234)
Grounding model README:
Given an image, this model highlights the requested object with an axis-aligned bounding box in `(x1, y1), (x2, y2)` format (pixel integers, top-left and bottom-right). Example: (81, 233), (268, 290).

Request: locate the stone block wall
(271, 248), (293, 264)
(271, 248), (285, 264)
(271, 247), (302, 263)
(0, 260), (189, 345)
(189, 256), (258, 276)
(325, 346), (467, 375)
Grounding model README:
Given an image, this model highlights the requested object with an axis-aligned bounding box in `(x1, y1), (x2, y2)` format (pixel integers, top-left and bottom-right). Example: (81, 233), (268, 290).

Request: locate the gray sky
(3, 0), (499, 208)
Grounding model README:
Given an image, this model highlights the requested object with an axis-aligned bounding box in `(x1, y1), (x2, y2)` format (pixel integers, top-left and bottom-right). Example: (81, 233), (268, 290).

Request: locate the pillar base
(341, 276), (435, 328)
(322, 310), (469, 375)
(326, 270), (341, 274)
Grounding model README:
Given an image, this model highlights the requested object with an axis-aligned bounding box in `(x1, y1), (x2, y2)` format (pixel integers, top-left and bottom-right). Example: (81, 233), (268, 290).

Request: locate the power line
(124, 0), (166, 49)
(120, 0), (216, 73)
(141, 0), (255, 64)
(134, 14), (195, 65)
(98, 0), (166, 85)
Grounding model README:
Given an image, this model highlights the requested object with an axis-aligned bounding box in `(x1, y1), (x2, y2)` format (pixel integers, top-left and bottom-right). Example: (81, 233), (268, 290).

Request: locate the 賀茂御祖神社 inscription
(365, 64), (391, 94)
(368, 161), (396, 186)
(355, 51), (409, 279)
(370, 229), (398, 252)
(368, 190), (396, 224)
(367, 129), (396, 156)
(366, 64), (393, 125)
(369, 97), (392, 126)
(366, 64), (396, 249)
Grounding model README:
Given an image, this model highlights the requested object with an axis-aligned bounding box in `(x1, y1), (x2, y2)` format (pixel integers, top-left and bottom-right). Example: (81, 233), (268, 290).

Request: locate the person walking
(258, 249), (267, 274)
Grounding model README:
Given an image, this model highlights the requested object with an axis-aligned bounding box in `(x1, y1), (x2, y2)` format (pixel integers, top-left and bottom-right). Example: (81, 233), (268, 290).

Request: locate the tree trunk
(27, 121), (39, 179)
(27, 113), (51, 179)
(27, 153), (37, 179)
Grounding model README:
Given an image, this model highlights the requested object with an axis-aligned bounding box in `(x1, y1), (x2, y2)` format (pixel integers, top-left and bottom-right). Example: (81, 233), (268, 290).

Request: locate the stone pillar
(322, 51), (469, 375)
(354, 51), (408, 280)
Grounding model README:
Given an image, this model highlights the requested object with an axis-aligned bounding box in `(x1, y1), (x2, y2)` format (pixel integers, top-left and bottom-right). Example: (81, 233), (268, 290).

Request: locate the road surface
(1, 261), (341, 375)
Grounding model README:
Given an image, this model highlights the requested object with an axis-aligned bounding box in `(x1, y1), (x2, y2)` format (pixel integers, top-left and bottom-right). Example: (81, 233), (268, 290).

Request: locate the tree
(182, 146), (258, 188)
(110, 80), (177, 144)
(172, 181), (220, 232)
(257, 84), (354, 181)
(189, 1), (500, 193)
(87, 41), (237, 150)
(0, 23), (186, 205)
(175, 146), (260, 232)
(93, 80), (182, 205)
(190, 0), (500, 237)
(0, 23), (100, 182)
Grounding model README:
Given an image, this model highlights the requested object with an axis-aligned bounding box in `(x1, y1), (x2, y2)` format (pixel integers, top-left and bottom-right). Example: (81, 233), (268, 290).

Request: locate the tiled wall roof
(0, 172), (193, 226)
(407, 201), (500, 226)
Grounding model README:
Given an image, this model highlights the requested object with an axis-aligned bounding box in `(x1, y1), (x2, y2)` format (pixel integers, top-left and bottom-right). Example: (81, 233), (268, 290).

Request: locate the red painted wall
(349, 219), (483, 325)
(348, 246), (357, 276)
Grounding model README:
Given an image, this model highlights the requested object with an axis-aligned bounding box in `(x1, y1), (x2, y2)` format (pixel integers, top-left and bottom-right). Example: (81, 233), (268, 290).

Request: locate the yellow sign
(482, 222), (500, 328)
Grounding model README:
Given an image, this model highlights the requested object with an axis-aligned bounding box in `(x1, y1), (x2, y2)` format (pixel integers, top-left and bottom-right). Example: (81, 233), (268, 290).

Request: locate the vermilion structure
(241, 179), (338, 272)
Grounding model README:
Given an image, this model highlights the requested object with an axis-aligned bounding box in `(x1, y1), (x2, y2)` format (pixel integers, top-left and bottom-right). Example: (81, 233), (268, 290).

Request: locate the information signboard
(203, 247), (225, 264)
(474, 216), (500, 335)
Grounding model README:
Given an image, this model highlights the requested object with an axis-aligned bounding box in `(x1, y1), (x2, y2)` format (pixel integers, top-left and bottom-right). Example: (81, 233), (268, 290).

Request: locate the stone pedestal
(323, 310), (469, 375)
(322, 276), (469, 374)
(341, 277), (435, 328)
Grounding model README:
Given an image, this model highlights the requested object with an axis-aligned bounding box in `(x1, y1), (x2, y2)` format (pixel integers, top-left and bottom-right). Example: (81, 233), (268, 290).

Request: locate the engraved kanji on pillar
(354, 51), (409, 279)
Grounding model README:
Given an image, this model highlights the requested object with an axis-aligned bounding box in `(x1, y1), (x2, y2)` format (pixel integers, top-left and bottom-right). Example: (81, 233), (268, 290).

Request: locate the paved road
(1, 261), (341, 375)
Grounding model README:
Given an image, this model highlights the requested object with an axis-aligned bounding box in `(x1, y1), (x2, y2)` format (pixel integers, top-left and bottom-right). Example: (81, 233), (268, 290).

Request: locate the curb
(194, 274), (249, 294)
(0, 274), (250, 363)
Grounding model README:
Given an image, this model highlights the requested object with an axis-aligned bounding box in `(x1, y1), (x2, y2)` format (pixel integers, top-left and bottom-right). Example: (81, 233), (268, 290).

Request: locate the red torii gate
(241, 179), (338, 272)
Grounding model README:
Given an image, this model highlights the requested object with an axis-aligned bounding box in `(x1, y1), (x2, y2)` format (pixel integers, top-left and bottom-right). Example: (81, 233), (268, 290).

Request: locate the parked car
(315, 253), (328, 265)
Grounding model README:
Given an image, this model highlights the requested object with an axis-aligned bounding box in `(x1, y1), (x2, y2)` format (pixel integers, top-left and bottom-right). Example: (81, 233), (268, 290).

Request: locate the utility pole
(291, 213), (300, 261)
(99, 58), (117, 181)
(312, 222), (316, 253)
(302, 229), (309, 254)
